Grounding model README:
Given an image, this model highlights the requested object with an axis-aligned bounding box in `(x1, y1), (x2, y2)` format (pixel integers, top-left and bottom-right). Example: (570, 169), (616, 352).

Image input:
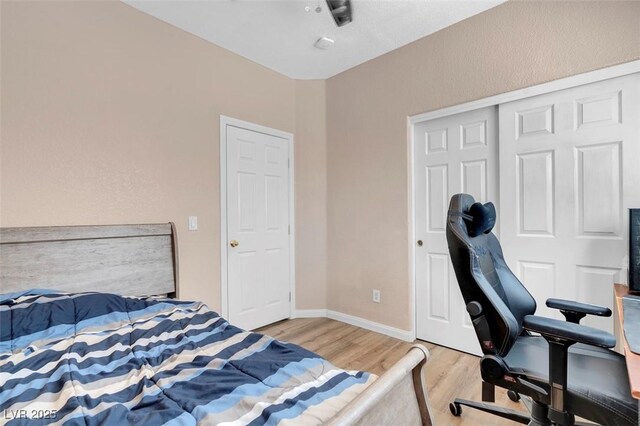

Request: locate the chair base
(449, 398), (530, 424)
(449, 395), (597, 426)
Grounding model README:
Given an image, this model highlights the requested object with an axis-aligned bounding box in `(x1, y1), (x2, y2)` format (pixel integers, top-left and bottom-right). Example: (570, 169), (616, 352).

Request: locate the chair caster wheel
(507, 390), (521, 402)
(449, 402), (462, 416)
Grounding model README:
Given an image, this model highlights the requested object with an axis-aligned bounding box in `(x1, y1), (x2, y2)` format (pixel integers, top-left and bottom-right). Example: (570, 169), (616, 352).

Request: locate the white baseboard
(326, 310), (414, 342)
(293, 309), (328, 318)
(291, 309), (414, 342)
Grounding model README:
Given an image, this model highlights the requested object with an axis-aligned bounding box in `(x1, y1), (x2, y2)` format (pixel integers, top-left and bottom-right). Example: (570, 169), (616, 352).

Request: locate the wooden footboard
(328, 344), (434, 426)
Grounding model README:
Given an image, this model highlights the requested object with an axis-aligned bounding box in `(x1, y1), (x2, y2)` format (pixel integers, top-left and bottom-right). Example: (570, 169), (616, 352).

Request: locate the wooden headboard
(0, 223), (179, 297)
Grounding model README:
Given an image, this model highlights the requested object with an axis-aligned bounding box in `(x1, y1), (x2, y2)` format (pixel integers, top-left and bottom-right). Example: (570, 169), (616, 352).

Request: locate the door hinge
(288, 158), (290, 169)
(288, 225), (290, 235)
(289, 292), (291, 302)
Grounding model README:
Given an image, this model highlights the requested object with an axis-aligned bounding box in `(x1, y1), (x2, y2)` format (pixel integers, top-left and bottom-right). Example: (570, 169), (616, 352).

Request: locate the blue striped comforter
(0, 291), (375, 425)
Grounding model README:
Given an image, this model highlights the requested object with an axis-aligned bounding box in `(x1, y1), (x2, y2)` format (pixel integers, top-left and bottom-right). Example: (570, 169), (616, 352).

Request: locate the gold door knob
(230, 240), (239, 248)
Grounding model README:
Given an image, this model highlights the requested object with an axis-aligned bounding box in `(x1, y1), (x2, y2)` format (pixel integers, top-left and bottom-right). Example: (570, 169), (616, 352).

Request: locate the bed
(0, 223), (434, 425)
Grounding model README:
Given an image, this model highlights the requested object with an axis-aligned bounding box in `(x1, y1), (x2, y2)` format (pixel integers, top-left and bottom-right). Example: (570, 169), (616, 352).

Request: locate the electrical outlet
(372, 289), (381, 303)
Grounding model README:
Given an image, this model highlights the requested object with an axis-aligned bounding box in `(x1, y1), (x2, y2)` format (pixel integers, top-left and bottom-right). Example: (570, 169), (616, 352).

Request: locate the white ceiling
(124, 0), (506, 80)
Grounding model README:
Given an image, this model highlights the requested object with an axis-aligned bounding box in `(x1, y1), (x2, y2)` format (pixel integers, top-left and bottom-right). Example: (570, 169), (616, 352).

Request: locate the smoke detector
(314, 37), (335, 50)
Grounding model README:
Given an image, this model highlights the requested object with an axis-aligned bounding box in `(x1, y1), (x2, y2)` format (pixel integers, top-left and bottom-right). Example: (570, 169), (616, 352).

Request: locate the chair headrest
(462, 202), (496, 237)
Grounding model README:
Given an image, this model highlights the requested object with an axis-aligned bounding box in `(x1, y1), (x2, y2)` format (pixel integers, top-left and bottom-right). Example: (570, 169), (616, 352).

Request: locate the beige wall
(0, 0), (326, 311)
(3, 0), (640, 332)
(294, 80), (327, 310)
(326, 1), (640, 330)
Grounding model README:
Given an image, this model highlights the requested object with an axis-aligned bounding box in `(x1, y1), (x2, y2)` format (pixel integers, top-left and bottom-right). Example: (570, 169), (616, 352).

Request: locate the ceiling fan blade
(326, 0), (352, 27)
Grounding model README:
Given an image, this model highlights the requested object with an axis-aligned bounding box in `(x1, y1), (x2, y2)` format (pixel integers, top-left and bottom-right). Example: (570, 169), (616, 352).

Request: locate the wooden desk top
(614, 283), (640, 400)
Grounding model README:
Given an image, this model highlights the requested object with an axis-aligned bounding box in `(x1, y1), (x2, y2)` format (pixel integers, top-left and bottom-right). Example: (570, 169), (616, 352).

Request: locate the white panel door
(499, 74), (640, 333)
(226, 125), (290, 330)
(415, 106), (497, 355)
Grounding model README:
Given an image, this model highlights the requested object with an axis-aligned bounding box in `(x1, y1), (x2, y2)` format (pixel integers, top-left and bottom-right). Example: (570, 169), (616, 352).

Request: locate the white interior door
(414, 106), (497, 355)
(499, 73), (640, 333)
(226, 125), (291, 330)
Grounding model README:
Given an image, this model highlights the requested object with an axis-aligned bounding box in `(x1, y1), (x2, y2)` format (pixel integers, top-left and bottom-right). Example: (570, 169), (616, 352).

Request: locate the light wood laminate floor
(258, 317), (525, 425)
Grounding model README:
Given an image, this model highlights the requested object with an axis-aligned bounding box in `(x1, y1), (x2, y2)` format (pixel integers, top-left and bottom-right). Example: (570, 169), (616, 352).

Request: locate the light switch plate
(188, 216), (198, 231)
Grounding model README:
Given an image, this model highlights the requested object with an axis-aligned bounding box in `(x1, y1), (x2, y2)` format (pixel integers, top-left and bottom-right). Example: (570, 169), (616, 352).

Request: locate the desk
(614, 283), (640, 400)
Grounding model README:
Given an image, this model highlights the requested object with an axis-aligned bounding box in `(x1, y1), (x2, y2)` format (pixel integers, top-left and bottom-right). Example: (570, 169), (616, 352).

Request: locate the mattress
(0, 291), (375, 425)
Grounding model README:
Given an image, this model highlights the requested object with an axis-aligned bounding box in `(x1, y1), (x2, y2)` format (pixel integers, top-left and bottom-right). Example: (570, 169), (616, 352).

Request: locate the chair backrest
(446, 193), (536, 356)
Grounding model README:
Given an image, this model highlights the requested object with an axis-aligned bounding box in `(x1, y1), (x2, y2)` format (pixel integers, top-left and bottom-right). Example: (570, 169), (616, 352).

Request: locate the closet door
(415, 106), (497, 355)
(499, 73), (640, 333)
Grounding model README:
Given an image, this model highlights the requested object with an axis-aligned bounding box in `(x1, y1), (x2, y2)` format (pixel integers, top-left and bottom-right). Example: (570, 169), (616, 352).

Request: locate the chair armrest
(523, 315), (615, 348)
(524, 315), (615, 423)
(546, 298), (611, 317)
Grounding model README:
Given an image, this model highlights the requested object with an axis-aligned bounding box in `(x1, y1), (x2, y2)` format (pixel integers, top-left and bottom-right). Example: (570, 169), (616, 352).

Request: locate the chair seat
(504, 335), (638, 426)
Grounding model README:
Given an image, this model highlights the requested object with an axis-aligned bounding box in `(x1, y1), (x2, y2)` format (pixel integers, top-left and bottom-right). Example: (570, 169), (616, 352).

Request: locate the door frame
(407, 60), (640, 343)
(219, 115), (295, 320)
